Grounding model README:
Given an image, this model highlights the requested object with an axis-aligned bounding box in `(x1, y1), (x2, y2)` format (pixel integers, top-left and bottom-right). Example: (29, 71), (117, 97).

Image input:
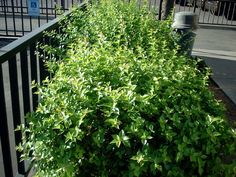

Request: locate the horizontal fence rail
(0, 0), (83, 37)
(175, 0), (236, 26)
(1, 0), (235, 38)
(0, 2), (87, 177)
(0, 0), (162, 37)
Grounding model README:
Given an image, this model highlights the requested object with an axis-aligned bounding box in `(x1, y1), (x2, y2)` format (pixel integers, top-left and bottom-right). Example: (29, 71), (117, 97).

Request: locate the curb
(199, 24), (236, 31)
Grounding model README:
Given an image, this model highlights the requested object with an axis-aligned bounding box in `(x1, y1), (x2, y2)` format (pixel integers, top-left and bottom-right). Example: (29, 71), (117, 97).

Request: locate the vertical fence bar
(0, 0), (2, 12)
(159, 0), (163, 20)
(226, 2), (232, 24)
(222, 2), (227, 24)
(225, 2), (231, 24)
(38, 15), (41, 27)
(29, 16), (33, 32)
(231, 3), (236, 25)
(20, 0), (24, 36)
(20, 49), (31, 116)
(193, 0), (197, 13)
(0, 136), (6, 177)
(61, 0), (65, 10)
(0, 64), (8, 177)
(39, 38), (50, 84)
(54, 0), (57, 18)
(202, 0), (206, 23)
(8, 56), (26, 174)
(11, 0), (17, 36)
(51, 0), (53, 14)
(38, 0), (41, 28)
(0, 64), (14, 177)
(207, 1), (211, 23)
(26, 0), (28, 13)
(15, 0), (19, 13)
(30, 43), (38, 110)
(188, 0), (191, 11)
(3, 0), (8, 36)
(8, 57), (21, 129)
(46, 0), (49, 22)
(212, 5), (215, 24)
(5, 0), (8, 12)
(19, 49), (32, 174)
(216, 1), (221, 24)
(40, 0), (43, 13)
(214, 1), (222, 24)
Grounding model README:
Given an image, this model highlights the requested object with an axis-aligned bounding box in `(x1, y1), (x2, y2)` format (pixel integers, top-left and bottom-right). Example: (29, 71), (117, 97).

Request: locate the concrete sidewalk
(192, 26), (236, 105)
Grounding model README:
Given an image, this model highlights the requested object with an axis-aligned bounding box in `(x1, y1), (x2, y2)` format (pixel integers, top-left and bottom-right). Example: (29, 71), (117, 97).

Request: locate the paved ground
(0, 38), (16, 48)
(192, 26), (236, 105)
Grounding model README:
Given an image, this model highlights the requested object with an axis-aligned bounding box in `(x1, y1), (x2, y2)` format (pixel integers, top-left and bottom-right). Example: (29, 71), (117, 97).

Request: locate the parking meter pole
(176, 29), (196, 56)
(172, 12), (199, 57)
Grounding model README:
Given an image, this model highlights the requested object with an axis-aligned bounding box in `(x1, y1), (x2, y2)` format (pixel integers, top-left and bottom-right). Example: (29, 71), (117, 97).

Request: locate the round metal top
(172, 11), (199, 30)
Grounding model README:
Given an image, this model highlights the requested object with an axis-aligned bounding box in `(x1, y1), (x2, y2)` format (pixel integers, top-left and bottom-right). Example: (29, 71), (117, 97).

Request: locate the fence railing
(0, 2), (87, 177)
(0, 0), (235, 38)
(0, 0), (82, 14)
(1, 0), (162, 37)
(175, 0), (236, 26)
(0, 0), (83, 37)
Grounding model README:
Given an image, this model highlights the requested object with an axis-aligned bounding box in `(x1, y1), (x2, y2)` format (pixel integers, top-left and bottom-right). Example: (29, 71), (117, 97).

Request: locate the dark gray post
(161, 0), (175, 20)
(61, 0), (65, 11)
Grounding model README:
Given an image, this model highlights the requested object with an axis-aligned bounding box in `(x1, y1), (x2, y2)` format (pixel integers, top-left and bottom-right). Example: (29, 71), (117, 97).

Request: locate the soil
(208, 78), (236, 128)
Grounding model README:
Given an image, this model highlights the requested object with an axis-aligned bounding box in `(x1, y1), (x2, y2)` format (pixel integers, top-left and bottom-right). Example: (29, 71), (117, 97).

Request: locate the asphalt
(0, 38), (17, 48)
(192, 25), (236, 105)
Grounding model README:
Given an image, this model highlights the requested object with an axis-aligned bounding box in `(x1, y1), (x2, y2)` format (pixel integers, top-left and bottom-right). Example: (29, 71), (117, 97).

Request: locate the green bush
(18, 0), (236, 176)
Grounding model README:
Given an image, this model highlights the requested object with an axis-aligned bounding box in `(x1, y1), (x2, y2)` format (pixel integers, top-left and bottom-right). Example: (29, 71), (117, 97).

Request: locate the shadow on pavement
(0, 38), (17, 48)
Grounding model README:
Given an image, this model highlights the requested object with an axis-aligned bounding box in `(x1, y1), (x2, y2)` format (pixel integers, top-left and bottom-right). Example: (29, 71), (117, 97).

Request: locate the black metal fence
(0, 0), (163, 37)
(0, 0), (83, 36)
(175, 0), (236, 26)
(0, 1), (158, 176)
(0, 2), (87, 177)
(0, 0), (236, 37)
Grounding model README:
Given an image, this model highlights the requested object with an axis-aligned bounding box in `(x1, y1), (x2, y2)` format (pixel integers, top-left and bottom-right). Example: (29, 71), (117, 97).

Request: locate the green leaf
(105, 118), (121, 129)
(131, 151), (145, 164)
(110, 134), (121, 148)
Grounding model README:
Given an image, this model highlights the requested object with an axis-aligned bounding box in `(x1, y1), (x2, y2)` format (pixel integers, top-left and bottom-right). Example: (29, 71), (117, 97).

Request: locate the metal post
(11, 0), (17, 36)
(159, 0), (163, 20)
(61, 0), (65, 11)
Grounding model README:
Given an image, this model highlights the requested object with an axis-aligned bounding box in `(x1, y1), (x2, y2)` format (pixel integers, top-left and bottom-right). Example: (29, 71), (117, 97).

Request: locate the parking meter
(172, 11), (199, 56)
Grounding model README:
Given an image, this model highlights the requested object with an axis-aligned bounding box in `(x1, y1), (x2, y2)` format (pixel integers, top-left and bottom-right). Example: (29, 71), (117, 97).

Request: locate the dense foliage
(18, 0), (236, 176)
